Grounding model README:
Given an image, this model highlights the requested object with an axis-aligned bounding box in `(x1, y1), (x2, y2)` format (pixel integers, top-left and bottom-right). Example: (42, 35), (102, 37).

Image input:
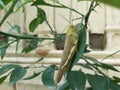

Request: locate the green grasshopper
(56, 25), (78, 83)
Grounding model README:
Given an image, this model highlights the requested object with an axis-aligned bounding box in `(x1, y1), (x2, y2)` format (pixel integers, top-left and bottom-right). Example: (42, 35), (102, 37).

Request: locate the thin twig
(82, 56), (109, 78)
(101, 50), (120, 61)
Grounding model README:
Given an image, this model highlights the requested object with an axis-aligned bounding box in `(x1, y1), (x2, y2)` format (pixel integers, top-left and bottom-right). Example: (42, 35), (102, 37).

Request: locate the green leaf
(72, 25), (87, 67)
(10, 66), (27, 85)
(109, 81), (120, 90)
(29, 8), (46, 32)
(66, 70), (86, 90)
(87, 74), (109, 90)
(59, 82), (70, 90)
(84, 45), (91, 53)
(84, 56), (101, 65)
(95, 63), (119, 72)
(0, 47), (7, 59)
(32, 0), (51, 6)
(95, 0), (120, 9)
(0, 64), (20, 76)
(0, 35), (9, 59)
(42, 65), (56, 89)
(78, 63), (93, 70)
(37, 7), (46, 22)
(29, 18), (42, 32)
(32, 0), (62, 8)
(23, 72), (42, 80)
(0, 75), (8, 85)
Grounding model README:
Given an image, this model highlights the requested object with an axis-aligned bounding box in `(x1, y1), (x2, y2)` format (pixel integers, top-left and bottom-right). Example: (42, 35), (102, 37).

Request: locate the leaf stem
(57, 2), (84, 16)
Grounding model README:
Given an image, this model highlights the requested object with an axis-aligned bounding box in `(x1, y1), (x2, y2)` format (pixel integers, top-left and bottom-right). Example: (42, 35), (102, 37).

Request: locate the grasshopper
(55, 25), (78, 83)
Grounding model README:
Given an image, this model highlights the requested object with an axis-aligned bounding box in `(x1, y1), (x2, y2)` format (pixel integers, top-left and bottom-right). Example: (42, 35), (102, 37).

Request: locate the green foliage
(109, 81), (120, 90)
(32, 0), (61, 8)
(59, 82), (70, 90)
(0, 64), (20, 75)
(14, 0), (34, 12)
(72, 25), (87, 67)
(95, 63), (119, 72)
(66, 70), (86, 90)
(8, 24), (21, 35)
(0, 0), (7, 11)
(87, 74), (109, 90)
(0, 0), (11, 6)
(84, 56), (101, 65)
(42, 65), (57, 89)
(29, 7), (46, 32)
(95, 0), (120, 9)
(9, 66), (27, 85)
(0, 0), (120, 90)
(22, 38), (39, 53)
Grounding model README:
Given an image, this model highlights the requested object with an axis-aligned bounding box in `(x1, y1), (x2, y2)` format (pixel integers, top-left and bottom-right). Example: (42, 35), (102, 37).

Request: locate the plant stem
(82, 56), (109, 78)
(57, 2), (84, 16)
(101, 50), (120, 61)
(0, 39), (17, 49)
(0, 0), (18, 26)
(0, 31), (54, 40)
(45, 19), (56, 35)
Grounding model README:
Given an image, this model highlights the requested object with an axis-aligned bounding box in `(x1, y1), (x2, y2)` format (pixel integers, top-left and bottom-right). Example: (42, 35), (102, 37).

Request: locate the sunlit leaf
(42, 65), (56, 89)
(87, 74), (109, 90)
(10, 66), (27, 85)
(0, 64), (20, 76)
(67, 70), (86, 90)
